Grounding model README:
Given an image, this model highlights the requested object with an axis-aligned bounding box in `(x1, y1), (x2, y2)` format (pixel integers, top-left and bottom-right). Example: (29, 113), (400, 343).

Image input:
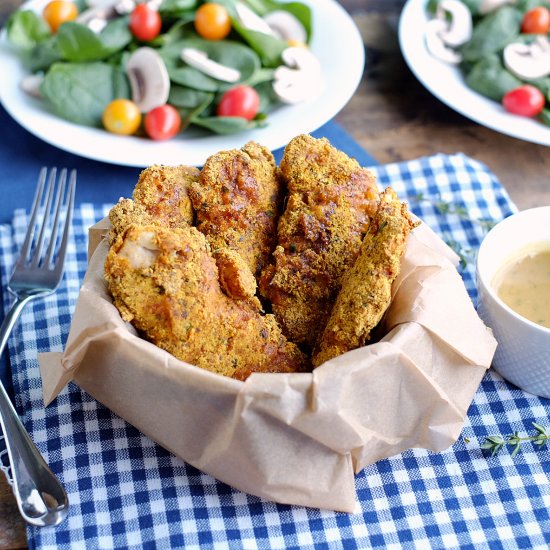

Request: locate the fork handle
(0, 296), (69, 526)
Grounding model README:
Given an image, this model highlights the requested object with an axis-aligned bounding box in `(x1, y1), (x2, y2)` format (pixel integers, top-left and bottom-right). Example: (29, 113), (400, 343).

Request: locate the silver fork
(0, 167), (75, 527)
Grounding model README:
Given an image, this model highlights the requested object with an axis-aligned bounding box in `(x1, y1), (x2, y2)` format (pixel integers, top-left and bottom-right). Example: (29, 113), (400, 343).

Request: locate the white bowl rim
(476, 206), (550, 336)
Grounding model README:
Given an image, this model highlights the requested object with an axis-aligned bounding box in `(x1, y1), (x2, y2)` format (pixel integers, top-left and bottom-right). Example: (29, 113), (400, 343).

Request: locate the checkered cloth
(1, 153), (550, 550)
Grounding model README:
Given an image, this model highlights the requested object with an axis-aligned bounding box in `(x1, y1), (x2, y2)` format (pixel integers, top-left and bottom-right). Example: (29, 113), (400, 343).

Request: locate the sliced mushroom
(76, 0), (135, 33)
(478, 0), (516, 15)
(181, 48), (241, 83)
(435, 0), (473, 48)
(503, 37), (550, 80)
(235, 2), (275, 36)
(20, 74), (44, 98)
(425, 19), (463, 64)
(273, 47), (323, 104)
(263, 10), (307, 43)
(126, 47), (170, 112)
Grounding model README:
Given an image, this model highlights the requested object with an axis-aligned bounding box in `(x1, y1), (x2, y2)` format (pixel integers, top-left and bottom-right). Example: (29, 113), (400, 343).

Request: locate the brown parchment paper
(38, 219), (497, 512)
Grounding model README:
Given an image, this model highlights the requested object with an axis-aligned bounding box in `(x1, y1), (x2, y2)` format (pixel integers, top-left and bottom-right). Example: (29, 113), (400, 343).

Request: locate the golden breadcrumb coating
(109, 164), (198, 242)
(260, 134), (380, 346)
(189, 141), (283, 279)
(104, 224), (309, 380)
(312, 188), (419, 366)
(213, 248), (260, 309)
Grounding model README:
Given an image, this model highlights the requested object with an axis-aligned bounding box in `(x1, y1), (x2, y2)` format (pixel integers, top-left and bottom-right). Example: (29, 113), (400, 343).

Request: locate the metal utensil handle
(0, 296), (69, 527)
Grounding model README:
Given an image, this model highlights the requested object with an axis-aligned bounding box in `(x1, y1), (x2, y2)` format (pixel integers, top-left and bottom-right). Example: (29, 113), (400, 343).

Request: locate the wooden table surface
(0, 1), (549, 547)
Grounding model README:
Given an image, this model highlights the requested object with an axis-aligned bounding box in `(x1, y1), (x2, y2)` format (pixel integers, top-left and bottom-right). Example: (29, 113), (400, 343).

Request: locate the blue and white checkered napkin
(1, 153), (550, 549)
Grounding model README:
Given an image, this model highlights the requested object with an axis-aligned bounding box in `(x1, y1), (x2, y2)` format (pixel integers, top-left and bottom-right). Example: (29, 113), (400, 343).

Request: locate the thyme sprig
(410, 193), (497, 268)
(481, 423), (549, 457)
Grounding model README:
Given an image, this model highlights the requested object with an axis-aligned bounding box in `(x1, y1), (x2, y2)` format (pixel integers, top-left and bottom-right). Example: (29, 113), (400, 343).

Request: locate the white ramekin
(476, 206), (550, 398)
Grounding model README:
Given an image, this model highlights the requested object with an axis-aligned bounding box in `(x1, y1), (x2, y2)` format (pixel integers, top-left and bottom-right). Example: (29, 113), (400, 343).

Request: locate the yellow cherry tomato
(194, 3), (232, 41)
(102, 99), (142, 136)
(43, 0), (78, 33)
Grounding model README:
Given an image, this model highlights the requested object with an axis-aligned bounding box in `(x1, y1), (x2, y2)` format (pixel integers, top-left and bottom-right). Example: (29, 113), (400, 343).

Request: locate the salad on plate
(425, 0), (550, 126)
(5, 0), (322, 141)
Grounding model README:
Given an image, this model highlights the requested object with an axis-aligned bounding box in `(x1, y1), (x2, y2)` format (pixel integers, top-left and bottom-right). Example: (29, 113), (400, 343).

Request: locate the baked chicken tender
(104, 224), (309, 380)
(313, 188), (418, 366)
(260, 134), (380, 346)
(189, 141), (282, 279)
(109, 164), (198, 242)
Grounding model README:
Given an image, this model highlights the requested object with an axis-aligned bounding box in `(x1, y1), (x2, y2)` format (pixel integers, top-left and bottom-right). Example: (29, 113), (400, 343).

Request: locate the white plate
(0, 0), (364, 166)
(399, 0), (550, 147)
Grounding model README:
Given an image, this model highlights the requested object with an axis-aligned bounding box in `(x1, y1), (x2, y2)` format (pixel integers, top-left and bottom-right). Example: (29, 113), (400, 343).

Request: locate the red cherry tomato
(144, 104), (182, 141)
(521, 6), (550, 34)
(129, 4), (162, 42)
(217, 86), (260, 121)
(194, 3), (232, 40)
(502, 85), (545, 118)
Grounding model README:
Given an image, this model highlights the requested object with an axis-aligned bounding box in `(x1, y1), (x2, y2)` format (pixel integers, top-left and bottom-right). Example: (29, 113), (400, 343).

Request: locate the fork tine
(52, 169), (76, 278)
(17, 167), (48, 266)
(30, 168), (57, 269)
(43, 170), (67, 269)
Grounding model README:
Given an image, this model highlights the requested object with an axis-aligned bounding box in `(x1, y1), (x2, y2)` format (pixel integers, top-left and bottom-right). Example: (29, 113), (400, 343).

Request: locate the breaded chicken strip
(260, 134), (380, 346)
(105, 224), (309, 380)
(189, 141), (282, 279)
(313, 188), (418, 366)
(109, 164), (198, 242)
(213, 248), (260, 308)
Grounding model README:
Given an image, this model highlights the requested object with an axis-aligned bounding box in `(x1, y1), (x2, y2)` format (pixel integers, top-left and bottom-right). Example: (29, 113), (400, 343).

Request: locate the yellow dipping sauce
(493, 242), (550, 329)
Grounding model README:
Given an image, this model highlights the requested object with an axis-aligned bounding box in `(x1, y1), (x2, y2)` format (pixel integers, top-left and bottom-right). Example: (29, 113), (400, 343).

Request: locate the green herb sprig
(481, 423), (549, 457)
(410, 193), (497, 268)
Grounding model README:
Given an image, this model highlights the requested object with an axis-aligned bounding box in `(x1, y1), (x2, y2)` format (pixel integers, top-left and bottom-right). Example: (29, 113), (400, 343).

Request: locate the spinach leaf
(230, 22), (287, 67)
(178, 92), (215, 129)
(22, 36), (62, 72)
(6, 10), (51, 50)
(464, 54), (521, 101)
(191, 114), (264, 134)
(531, 77), (550, 98)
(161, 37), (261, 90)
(168, 86), (214, 108)
(241, 0), (312, 39)
(159, 0), (198, 18)
(215, 0), (309, 65)
(516, 0), (550, 12)
(40, 62), (130, 126)
(56, 19), (132, 62)
(539, 108), (550, 126)
(168, 66), (221, 91)
(254, 79), (278, 112)
(427, 0), (481, 15)
(460, 7), (522, 63)
(100, 17), (133, 52)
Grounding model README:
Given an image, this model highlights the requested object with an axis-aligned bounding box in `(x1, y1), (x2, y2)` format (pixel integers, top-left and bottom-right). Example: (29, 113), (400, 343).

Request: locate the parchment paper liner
(39, 219), (496, 512)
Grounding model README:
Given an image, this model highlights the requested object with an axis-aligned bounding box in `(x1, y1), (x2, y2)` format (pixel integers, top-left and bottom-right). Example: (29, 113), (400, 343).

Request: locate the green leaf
(56, 20), (131, 62)
(231, 21), (287, 67)
(511, 443), (522, 457)
(485, 435), (505, 445)
(460, 7), (522, 63)
(159, 0), (198, 16)
(532, 422), (548, 435)
(6, 10), (51, 50)
(40, 62), (130, 126)
(539, 109), (550, 127)
(161, 36), (261, 91)
(464, 54), (521, 102)
(168, 86), (214, 108)
(22, 35), (62, 72)
(168, 66), (221, 91)
(191, 114), (262, 134)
